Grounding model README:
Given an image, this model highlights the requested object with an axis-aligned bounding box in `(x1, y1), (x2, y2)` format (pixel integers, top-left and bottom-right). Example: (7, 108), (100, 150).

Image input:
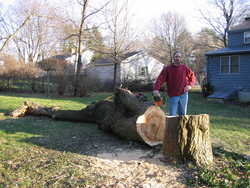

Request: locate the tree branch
(0, 15), (32, 52)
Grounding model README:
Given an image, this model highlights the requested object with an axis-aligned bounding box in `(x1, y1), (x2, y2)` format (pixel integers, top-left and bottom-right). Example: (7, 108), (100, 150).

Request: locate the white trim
(94, 63), (114, 66)
(244, 31), (250, 44)
(220, 56), (229, 73)
(230, 55), (240, 73)
(220, 55), (239, 73)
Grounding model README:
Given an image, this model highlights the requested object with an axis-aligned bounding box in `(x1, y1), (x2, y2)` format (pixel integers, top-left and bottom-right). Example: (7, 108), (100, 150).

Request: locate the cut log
(162, 114), (213, 166)
(9, 89), (214, 167)
(8, 88), (165, 145)
(136, 106), (166, 146)
(10, 101), (59, 118)
(112, 115), (144, 142)
(52, 100), (115, 124)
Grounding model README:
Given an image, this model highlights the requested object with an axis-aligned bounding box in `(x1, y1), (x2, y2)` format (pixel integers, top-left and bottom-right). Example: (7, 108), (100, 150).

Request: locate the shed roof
(94, 58), (113, 65)
(230, 17), (250, 31)
(208, 88), (239, 100)
(92, 51), (141, 66)
(50, 54), (72, 60)
(205, 46), (250, 56)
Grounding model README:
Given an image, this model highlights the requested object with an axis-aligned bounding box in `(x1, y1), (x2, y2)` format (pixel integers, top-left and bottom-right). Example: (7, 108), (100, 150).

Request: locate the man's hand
(153, 90), (163, 106)
(184, 85), (192, 92)
(153, 90), (161, 97)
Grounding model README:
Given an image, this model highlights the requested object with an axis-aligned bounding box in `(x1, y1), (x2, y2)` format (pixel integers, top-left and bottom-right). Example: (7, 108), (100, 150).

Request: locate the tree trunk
(113, 63), (118, 91)
(74, 54), (82, 96)
(10, 101), (59, 118)
(162, 114), (213, 167)
(46, 71), (50, 97)
(9, 89), (214, 166)
(9, 88), (166, 145)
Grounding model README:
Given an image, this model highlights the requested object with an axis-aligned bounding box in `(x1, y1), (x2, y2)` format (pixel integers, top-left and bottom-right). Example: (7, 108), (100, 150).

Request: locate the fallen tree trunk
(10, 101), (59, 118)
(10, 88), (166, 145)
(10, 89), (214, 166)
(162, 114), (213, 167)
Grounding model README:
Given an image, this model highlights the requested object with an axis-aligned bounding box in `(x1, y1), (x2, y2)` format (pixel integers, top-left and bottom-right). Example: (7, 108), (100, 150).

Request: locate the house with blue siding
(205, 17), (250, 99)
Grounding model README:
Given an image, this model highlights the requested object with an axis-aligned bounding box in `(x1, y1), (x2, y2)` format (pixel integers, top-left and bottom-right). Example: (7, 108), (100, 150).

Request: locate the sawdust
(88, 149), (190, 188)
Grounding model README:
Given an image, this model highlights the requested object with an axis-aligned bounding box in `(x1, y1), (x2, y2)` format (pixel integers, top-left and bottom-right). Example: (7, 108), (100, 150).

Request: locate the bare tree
(10, 0), (61, 64)
(192, 28), (222, 84)
(71, 0), (110, 96)
(0, 5), (32, 53)
(0, 0), (62, 63)
(102, 0), (137, 90)
(199, 0), (249, 47)
(148, 12), (192, 65)
(73, 0), (90, 96)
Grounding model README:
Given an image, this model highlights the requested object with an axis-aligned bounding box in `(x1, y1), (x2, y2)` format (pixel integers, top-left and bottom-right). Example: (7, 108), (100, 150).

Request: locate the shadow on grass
(1, 115), (249, 187)
(0, 92), (111, 105)
(0, 116), (151, 157)
(186, 146), (250, 188)
(0, 116), (190, 186)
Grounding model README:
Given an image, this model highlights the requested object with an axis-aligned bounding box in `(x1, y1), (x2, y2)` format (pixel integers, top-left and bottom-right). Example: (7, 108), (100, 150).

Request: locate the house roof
(94, 58), (113, 65)
(205, 46), (250, 56)
(230, 17), (250, 32)
(208, 88), (239, 100)
(92, 51), (141, 66)
(49, 54), (72, 60)
(123, 51), (141, 58)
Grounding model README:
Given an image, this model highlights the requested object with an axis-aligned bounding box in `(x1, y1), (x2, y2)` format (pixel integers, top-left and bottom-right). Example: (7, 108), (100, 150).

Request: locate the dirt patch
(91, 148), (189, 187)
(0, 113), (5, 120)
(14, 117), (191, 187)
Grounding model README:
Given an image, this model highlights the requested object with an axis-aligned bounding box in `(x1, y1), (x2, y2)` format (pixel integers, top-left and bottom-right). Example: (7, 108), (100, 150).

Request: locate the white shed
(121, 51), (164, 83)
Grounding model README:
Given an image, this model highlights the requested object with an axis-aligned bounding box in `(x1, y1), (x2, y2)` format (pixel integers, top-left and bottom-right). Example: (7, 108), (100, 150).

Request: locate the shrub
(121, 79), (154, 92)
(202, 81), (214, 97)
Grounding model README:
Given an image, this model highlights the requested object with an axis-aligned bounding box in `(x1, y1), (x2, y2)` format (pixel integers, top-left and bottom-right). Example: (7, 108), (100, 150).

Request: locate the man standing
(153, 51), (196, 116)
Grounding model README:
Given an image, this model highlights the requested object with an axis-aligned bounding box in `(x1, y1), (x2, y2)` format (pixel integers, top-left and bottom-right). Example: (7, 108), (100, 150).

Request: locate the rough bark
(9, 88), (166, 145)
(162, 114), (213, 167)
(9, 89), (214, 166)
(10, 101), (59, 118)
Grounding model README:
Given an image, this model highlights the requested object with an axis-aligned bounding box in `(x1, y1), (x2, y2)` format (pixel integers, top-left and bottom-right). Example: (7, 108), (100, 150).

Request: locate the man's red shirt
(153, 64), (196, 97)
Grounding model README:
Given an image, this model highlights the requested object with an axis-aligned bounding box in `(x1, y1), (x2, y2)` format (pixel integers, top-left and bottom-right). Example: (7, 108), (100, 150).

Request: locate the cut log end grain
(136, 106), (166, 146)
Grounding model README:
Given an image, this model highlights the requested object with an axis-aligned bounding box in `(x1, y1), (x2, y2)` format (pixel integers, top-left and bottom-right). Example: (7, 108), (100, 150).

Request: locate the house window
(244, 31), (250, 43)
(139, 66), (148, 76)
(220, 56), (229, 73)
(230, 56), (239, 73)
(220, 55), (239, 73)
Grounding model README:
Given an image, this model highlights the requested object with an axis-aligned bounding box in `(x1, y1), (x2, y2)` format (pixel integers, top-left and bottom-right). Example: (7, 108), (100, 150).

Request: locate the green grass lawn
(0, 92), (112, 187)
(188, 91), (250, 156)
(145, 89), (250, 155)
(0, 90), (249, 187)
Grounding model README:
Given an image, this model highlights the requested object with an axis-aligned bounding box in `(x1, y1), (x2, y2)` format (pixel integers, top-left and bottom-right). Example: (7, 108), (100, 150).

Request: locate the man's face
(173, 53), (181, 65)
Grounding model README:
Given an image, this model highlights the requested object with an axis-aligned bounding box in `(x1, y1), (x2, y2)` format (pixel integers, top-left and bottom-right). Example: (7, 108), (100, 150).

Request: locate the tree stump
(162, 114), (213, 167)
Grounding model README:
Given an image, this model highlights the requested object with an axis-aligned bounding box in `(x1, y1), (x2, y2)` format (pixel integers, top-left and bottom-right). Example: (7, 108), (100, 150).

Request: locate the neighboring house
(39, 50), (94, 72)
(205, 17), (250, 99)
(86, 51), (164, 89)
(120, 51), (164, 82)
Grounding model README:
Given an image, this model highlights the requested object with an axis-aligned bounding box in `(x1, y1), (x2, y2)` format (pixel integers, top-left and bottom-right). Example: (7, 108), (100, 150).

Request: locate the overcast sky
(1, 0), (211, 34)
(129, 0), (209, 34)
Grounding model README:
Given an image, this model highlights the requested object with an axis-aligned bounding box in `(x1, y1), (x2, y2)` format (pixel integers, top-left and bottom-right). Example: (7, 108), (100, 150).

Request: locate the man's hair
(173, 51), (181, 57)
